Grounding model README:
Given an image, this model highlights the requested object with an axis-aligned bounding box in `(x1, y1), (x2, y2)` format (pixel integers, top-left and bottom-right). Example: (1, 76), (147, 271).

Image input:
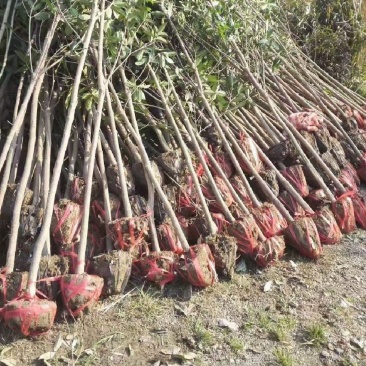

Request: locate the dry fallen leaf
(173, 351), (197, 360)
(38, 352), (56, 361)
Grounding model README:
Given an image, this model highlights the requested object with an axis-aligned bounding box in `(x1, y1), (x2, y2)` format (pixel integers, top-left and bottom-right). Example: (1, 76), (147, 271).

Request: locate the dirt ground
(1, 229), (366, 366)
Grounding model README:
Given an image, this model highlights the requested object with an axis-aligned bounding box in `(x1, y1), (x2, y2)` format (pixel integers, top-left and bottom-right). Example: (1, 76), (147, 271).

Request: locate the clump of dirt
(157, 219), (184, 254)
(312, 206), (342, 244)
(3, 184), (33, 219)
(206, 234), (237, 279)
(139, 251), (177, 287)
(129, 195), (147, 216)
(0, 271), (28, 307)
(37, 255), (70, 301)
(156, 149), (184, 182)
(91, 250), (132, 296)
(51, 199), (82, 247)
(250, 169), (279, 201)
(201, 177), (233, 213)
(108, 216), (150, 253)
(331, 195), (356, 234)
(106, 164), (135, 197)
(279, 190), (306, 217)
(253, 235), (285, 267)
(131, 161), (164, 195)
(251, 203), (288, 238)
(3, 298), (57, 337)
(284, 217), (322, 259)
(227, 216), (260, 255)
(175, 244), (216, 287)
(71, 176), (99, 204)
(60, 273), (104, 317)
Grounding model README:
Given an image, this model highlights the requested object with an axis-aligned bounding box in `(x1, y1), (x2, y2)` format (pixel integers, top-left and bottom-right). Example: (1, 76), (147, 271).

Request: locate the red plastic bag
(253, 236), (285, 267)
(139, 251), (176, 287)
(352, 193), (366, 229)
(312, 207), (342, 245)
(288, 111), (323, 132)
(227, 216), (260, 255)
(251, 203), (288, 238)
(3, 297), (57, 337)
(284, 217), (322, 259)
(201, 176), (233, 213)
(281, 165), (309, 197)
(175, 244), (217, 287)
(331, 192), (356, 234)
(157, 220), (184, 255)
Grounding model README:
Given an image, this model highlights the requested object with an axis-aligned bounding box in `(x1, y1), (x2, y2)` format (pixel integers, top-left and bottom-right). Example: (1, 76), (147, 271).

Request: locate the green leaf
(79, 14), (90, 21)
(69, 8), (78, 17)
(35, 11), (51, 21)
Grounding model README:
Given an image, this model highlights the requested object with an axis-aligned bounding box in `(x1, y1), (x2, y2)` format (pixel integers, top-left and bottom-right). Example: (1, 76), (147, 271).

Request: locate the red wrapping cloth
(281, 165), (309, 197)
(139, 252), (176, 287)
(353, 110), (366, 130)
(306, 189), (330, 211)
(157, 221), (184, 255)
(357, 153), (366, 183)
(201, 177), (233, 213)
(175, 244), (217, 287)
(253, 236), (286, 267)
(288, 111), (323, 132)
(251, 203), (288, 238)
(331, 192), (356, 234)
(177, 177), (198, 217)
(284, 217), (322, 259)
(229, 175), (253, 207)
(60, 274), (103, 317)
(51, 200), (83, 246)
(208, 151), (234, 179)
(237, 136), (263, 174)
(339, 163), (360, 192)
(312, 207), (342, 245)
(279, 191), (306, 218)
(2, 296), (57, 337)
(227, 216), (260, 255)
(352, 193), (366, 229)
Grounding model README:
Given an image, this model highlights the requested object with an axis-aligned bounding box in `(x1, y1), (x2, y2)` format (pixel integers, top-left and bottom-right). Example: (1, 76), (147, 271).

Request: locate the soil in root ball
(91, 250), (132, 296)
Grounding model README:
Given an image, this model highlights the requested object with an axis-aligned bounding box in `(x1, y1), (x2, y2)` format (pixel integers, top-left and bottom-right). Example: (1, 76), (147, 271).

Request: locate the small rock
(327, 343), (334, 351)
(235, 259), (248, 274)
(350, 337), (364, 349)
(263, 281), (273, 292)
(217, 318), (239, 332)
(321, 351), (330, 358)
(335, 348), (344, 355)
(230, 359), (235, 364)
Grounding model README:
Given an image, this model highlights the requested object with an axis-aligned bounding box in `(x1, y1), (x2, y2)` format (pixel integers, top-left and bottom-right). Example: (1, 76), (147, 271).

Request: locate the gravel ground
(1, 229), (366, 366)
